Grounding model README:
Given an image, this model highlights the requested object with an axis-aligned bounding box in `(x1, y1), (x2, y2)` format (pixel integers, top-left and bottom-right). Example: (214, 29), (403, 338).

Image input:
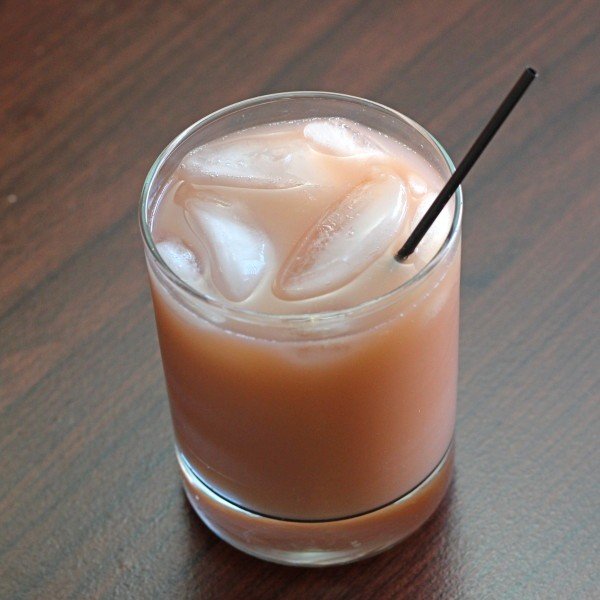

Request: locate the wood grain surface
(1, 1), (598, 598)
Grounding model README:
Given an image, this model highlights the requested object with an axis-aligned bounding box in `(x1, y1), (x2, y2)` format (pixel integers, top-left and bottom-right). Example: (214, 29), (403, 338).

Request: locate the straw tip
(394, 249), (409, 262)
(526, 66), (538, 78)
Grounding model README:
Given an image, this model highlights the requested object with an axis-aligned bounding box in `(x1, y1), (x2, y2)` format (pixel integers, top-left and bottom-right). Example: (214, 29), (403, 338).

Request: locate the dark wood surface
(1, 1), (598, 598)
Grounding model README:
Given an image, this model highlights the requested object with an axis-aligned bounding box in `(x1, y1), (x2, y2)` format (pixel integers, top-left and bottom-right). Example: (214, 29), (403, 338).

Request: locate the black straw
(395, 67), (537, 261)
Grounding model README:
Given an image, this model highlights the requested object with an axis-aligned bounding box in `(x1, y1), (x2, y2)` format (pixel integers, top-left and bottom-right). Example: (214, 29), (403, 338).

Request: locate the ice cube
(303, 118), (381, 157)
(274, 172), (407, 300)
(184, 196), (270, 302)
(408, 174), (428, 196)
(180, 132), (310, 189)
(156, 240), (203, 289)
(411, 191), (453, 261)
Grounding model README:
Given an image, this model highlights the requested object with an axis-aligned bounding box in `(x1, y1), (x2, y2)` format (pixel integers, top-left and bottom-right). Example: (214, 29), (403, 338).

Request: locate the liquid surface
(151, 118), (453, 313)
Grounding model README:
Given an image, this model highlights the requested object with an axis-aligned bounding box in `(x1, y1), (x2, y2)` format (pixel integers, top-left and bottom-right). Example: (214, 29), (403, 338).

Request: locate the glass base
(178, 442), (454, 567)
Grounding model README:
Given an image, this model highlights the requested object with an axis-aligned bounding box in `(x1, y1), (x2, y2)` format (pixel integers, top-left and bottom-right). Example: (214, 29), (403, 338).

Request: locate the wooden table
(1, 1), (598, 597)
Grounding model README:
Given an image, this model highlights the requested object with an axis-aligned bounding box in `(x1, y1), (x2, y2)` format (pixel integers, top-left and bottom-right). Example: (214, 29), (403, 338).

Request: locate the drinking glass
(140, 92), (462, 566)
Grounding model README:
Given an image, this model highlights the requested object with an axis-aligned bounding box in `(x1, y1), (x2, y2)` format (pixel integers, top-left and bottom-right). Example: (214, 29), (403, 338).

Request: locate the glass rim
(139, 90), (463, 324)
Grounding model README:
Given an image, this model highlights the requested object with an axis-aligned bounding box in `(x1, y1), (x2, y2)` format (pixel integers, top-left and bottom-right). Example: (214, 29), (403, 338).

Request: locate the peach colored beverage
(140, 93), (461, 565)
